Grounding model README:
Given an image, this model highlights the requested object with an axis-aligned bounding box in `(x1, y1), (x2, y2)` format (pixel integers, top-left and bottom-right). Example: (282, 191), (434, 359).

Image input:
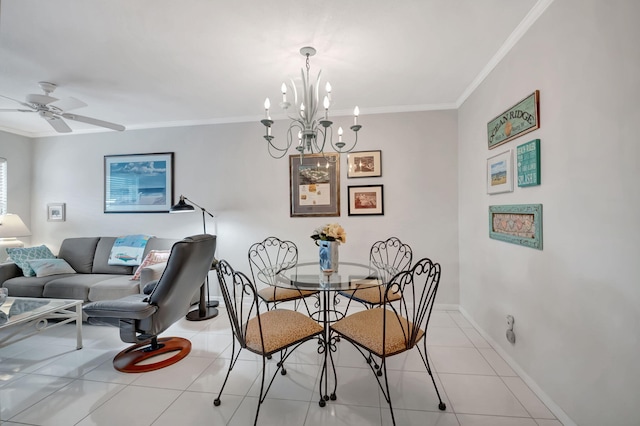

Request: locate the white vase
(318, 240), (339, 272)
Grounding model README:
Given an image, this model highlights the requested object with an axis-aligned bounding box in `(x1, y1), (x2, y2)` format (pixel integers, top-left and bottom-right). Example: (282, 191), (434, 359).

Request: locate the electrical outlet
(506, 315), (516, 344)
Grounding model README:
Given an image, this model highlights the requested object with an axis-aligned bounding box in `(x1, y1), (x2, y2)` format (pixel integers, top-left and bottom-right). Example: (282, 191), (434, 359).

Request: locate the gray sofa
(0, 236), (177, 303)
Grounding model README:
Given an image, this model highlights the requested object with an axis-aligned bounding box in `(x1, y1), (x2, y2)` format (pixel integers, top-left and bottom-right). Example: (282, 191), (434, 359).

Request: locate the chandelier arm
(266, 137), (293, 159)
(331, 126), (361, 154)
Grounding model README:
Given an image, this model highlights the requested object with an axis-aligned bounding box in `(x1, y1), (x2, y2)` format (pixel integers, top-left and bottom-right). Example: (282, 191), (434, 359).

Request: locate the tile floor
(0, 305), (563, 425)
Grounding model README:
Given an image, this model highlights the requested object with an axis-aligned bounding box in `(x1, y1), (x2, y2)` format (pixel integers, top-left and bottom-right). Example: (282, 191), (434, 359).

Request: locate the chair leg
(380, 360), (397, 426)
(214, 339), (241, 407)
(419, 342), (446, 411)
(253, 355), (268, 426)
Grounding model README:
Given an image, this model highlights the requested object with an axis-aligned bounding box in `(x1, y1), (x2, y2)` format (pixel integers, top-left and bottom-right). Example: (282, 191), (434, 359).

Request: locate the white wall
(458, 1), (640, 425)
(29, 109), (459, 304)
(0, 131), (33, 246)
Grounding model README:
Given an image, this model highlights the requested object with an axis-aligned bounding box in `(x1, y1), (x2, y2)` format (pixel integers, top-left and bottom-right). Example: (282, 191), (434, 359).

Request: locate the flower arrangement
(311, 223), (347, 244)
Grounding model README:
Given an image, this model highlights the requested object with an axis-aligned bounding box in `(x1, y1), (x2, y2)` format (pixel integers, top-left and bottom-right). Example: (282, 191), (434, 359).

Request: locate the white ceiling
(0, 0), (547, 138)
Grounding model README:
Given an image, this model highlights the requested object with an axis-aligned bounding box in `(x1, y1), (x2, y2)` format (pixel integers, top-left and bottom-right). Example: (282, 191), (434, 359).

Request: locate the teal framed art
(489, 204), (543, 250)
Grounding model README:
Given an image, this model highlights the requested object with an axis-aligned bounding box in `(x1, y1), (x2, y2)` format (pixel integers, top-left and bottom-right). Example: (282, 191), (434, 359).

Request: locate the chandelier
(261, 47), (362, 159)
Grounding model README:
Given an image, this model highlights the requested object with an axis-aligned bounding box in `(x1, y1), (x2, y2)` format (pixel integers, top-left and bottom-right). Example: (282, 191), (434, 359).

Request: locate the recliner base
(113, 336), (192, 373)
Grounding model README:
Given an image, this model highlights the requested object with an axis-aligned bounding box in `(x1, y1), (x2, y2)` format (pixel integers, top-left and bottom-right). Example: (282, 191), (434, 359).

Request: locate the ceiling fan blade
(50, 97), (87, 112)
(0, 94), (34, 109)
(45, 116), (72, 133)
(0, 108), (35, 112)
(25, 93), (58, 105)
(62, 113), (125, 131)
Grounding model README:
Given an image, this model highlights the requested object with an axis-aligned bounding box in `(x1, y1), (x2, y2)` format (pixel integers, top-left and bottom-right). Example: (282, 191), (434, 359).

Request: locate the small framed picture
(487, 150), (514, 194)
(347, 150), (382, 178)
(47, 203), (66, 222)
(348, 185), (384, 216)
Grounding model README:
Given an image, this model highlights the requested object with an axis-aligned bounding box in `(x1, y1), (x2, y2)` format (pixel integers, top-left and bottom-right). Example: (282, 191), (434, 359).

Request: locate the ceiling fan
(0, 81), (125, 133)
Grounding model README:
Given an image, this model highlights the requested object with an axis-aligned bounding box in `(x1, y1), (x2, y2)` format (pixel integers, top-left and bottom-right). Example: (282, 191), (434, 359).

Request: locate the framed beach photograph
(487, 150), (513, 195)
(347, 150), (382, 178)
(47, 203), (66, 222)
(290, 153), (340, 217)
(104, 152), (174, 213)
(348, 184), (384, 216)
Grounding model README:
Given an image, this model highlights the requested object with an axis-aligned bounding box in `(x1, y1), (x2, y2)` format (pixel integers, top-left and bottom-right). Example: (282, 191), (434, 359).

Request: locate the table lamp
(0, 213), (32, 262)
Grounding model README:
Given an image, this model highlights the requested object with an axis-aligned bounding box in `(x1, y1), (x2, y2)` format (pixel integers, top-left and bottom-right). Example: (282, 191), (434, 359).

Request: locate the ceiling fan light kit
(0, 81), (125, 134)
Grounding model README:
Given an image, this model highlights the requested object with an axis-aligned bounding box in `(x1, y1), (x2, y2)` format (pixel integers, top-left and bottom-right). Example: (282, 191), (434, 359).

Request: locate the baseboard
(457, 306), (576, 426)
(434, 303), (459, 311)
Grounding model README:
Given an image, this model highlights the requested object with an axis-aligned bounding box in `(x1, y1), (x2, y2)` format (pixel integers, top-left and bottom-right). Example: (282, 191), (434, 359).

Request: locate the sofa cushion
(58, 237), (100, 274)
(6, 245), (56, 277)
(29, 259), (76, 277)
(2, 274), (74, 298)
(42, 274), (127, 301)
(92, 237), (135, 275)
(88, 275), (143, 302)
(143, 238), (177, 257)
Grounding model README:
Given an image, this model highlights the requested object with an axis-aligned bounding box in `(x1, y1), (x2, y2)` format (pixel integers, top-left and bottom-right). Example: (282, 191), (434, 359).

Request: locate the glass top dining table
(274, 261), (384, 292)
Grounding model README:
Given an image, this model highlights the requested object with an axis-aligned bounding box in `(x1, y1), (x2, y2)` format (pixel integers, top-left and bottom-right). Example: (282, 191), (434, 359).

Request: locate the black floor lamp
(170, 195), (219, 321)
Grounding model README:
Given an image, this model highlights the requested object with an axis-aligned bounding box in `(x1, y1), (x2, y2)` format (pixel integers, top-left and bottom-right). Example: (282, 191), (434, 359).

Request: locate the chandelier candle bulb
(264, 98), (271, 119)
(338, 126), (343, 142)
(281, 83), (287, 102)
(323, 96), (330, 119)
(325, 82), (332, 101)
(354, 106), (359, 125)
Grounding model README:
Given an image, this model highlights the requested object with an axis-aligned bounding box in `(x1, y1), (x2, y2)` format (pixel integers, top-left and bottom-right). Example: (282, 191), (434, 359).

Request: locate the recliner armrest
(83, 294), (158, 320)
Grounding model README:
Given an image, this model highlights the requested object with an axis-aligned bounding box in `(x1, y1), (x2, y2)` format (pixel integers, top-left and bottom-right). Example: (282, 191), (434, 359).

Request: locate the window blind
(0, 158), (7, 215)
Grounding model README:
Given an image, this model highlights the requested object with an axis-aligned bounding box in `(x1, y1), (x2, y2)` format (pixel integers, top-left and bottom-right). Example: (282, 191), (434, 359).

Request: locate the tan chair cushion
(331, 308), (423, 358)
(257, 286), (318, 303)
(245, 309), (323, 355)
(341, 285), (401, 305)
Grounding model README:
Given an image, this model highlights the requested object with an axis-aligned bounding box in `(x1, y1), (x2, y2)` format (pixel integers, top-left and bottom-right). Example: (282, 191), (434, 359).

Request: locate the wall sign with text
(517, 139), (541, 187)
(487, 91), (540, 149)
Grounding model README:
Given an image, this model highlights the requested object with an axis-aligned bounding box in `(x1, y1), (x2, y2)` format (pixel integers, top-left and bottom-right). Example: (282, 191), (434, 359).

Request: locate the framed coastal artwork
(289, 153), (340, 217)
(487, 150), (513, 194)
(104, 152), (174, 213)
(489, 204), (543, 250)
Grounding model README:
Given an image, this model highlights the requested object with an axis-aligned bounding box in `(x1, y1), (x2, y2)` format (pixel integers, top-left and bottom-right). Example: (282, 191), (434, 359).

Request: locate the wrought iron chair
(248, 236), (318, 314)
(339, 237), (413, 311)
(330, 258), (446, 425)
(213, 259), (322, 426)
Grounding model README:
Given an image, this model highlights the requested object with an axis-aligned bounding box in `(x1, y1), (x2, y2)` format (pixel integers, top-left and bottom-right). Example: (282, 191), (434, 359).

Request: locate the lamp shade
(170, 196), (195, 213)
(0, 214), (31, 238)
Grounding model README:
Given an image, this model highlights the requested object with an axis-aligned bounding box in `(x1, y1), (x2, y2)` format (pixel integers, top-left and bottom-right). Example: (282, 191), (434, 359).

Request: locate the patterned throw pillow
(6, 245), (57, 277)
(131, 250), (171, 281)
(28, 258), (76, 277)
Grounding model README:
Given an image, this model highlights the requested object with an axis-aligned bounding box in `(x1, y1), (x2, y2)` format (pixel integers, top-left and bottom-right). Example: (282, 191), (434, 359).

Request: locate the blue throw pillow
(6, 245), (56, 277)
(28, 258), (76, 277)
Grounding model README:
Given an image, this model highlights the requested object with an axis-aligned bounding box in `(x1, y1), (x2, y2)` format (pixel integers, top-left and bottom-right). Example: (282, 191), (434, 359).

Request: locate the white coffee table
(0, 297), (83, 349)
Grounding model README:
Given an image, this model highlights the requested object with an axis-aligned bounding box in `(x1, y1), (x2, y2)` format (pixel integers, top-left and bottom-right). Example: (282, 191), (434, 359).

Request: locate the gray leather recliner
(83, 234), (217, 372)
